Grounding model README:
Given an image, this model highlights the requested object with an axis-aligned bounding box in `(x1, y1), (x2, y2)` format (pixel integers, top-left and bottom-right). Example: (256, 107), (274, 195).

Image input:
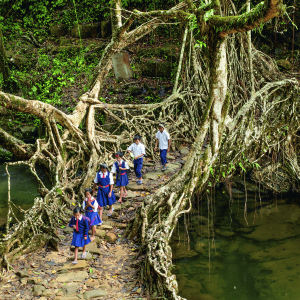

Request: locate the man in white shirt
(127, 135), (145, 185)
(154, 124), (171, 171)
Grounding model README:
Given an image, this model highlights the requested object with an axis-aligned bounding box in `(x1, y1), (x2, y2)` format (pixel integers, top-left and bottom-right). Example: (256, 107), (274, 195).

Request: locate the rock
(20, 278), (27, 285)
(276, 59), (291, 70)
(83, 289), (108, 299)
(127, 183), (146, 191)
(57, 271), (88, 283)
(95, 229), (106, 237)
(55, 297), (79, 300)
(85, 242), (103, 255)
(144, 172), (163, 180)
(42, 289), (54, 297)
(180, 147), (190, 155)
(143, 162), (155, 166)
(39, 297), (47, 300)
(181, 156), (188, 161)
(104, 232), (118, 243)
(71, 23), (101, 39)
(101, 21), (111, 38)
(123, 201), (132, 208)
(124, 191), (138, 199)
(33, 285), (46, 296)
(101, 224), (113, 230)
(62, 282), (79, 296)
(68, 252), (93, 261)
(63, 227), (73, 234)
(27, 277), (39, 284)
(141, 59), (172, 77)
(16, 271), (28, 278)
(112, 52), (133, 80)
(50, 25), (67, 37)
(58, 260), (88, 271)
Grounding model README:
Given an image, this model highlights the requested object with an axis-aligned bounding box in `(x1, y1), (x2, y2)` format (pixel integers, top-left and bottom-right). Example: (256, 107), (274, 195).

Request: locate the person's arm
(69, 217), (76, 229)
(108, 172), (114, 197)
(111, 163), (116, 174)
(93, 200), (98, 212)
(82, 201), (88, 210)
(127, 144), (133, 154)
(92, 183), (97, 195)
(154, 138), (159, 151)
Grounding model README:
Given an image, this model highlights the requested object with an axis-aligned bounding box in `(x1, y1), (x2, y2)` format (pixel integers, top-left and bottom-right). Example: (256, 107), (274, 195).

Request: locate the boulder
(276, 59), (291, 70)
(62, 282), (79, 296)
(141, 59), (172, 78)
(50, 25), (67, 37)
(95, 229), (106, 237)
(83, 289), (108, 299)
(104, 232), (118, 243)
(71, 24), (101, 39)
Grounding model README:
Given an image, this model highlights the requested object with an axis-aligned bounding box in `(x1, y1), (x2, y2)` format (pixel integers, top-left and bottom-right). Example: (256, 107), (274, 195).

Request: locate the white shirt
(127, 143), (146, 157)
(94, 171), (114, 185)
(111, 159), (130, 173)
(82, 197), (98, 212)
(75, 215), (82, 220)
(156, 130), (170, 150)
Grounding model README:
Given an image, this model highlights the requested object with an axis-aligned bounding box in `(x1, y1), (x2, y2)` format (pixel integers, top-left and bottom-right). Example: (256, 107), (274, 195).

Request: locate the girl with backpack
(82, 188), (102, 241)
(69, 206), (91, 264)
(111, 151), (129, 203)
(93, 163), (116, 221)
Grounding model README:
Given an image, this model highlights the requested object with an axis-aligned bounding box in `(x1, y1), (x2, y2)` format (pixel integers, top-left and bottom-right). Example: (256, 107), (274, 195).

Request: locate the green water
(0, 163), (51, 227)
(171, 190), (300, 300)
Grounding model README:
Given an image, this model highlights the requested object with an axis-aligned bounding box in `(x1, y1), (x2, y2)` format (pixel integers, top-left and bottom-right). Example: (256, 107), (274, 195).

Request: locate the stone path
(0, 149), (190, 300)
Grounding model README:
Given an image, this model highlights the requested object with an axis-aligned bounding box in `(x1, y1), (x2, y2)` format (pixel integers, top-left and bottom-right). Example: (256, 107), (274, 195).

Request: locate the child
(111, 151), (129, 203)
(93, 163), (116, 220)
(69, 206), (91, 264)
(82, 188), (102, 241)
(154, 123), (171, 171)
(127, 135), (145, 185)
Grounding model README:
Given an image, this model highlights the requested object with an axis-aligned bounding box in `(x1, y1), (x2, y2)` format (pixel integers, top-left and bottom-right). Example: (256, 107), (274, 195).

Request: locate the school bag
(71, 215), (96, 232)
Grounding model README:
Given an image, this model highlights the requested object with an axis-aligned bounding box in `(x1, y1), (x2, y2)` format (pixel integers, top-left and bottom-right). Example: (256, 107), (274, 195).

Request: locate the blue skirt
(116, 174), (129, 187)
(71, 232), (91, 247)
(97, 187), (116, 207)
(85, 211), (102, 226)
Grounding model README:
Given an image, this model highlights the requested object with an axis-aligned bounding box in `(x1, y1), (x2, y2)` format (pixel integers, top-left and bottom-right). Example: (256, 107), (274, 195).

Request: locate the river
(0, 163), (50, 229)
(171, 189), (300, 300)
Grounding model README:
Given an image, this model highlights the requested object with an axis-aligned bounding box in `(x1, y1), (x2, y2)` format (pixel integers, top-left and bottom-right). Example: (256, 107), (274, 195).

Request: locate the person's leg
(134, 159), (138, 181)
(124, 186), (127, 197)
(74, 247), (78, 262)
(99, 206), (103, 220)
(137, 158), (143, 181)
(91, 225), (96, 241)
(108, 204), (113, 215)
(161, 150), (167, 170)
(160, 149), (164, 165)
(82, 245), (86, 257)
(119, 186), (123, 203)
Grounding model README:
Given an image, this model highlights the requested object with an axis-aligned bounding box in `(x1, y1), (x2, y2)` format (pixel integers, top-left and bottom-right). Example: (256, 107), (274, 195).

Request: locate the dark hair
(116, 151), (124, 157)
(133, 135), (141, 141)
(73, 206), (81, 214)
(85, 188), (93, 195)
(100, 163), (108, 170)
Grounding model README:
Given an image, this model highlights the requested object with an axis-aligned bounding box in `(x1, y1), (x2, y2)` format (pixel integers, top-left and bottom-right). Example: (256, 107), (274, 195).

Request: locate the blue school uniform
(83, 197), (102, 226)
(160, 149), (168, 165)
(114, 161), (129, 187)
(134, 158), (143, 178)
(69, 215), (91, 247)
(96, 172), (116, 207)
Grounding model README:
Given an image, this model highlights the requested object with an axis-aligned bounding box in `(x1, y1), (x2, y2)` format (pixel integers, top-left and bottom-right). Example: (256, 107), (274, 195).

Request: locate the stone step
(57, 271), (88, 282)
(58, 260), (88, 271)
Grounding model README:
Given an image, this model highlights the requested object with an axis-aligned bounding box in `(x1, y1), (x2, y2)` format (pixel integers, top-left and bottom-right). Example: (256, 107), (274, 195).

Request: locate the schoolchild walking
(127, 135), (145, 185)
(82, 188), (102, 241)
(111, 151), (129, 203)
(69, 206), (91, 264)
(93, 163), (116, 220)
(154, 123), (171, 171)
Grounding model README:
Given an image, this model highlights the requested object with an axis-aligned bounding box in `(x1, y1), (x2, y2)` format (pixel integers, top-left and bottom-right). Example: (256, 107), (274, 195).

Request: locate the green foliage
(0, 148), (13, 161)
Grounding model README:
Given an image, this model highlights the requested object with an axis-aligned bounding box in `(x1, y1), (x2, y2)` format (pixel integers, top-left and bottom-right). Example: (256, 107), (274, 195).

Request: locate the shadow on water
(171, 188), (300, 300)
(0, 163), (51, 229)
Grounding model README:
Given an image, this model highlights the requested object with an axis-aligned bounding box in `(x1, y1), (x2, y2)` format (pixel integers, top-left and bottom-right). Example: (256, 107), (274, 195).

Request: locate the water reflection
(0, 164), (51, 227)
(171, 189), (300, 300)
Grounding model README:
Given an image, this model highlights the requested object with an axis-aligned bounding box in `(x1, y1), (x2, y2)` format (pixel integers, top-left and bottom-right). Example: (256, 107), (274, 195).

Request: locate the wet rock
(62, 282), (79, 296)
(105, 232), (118, 243)
(33, 285), (45, 296)
(57, 271), (88, 282)
(58, 260), (88, 271)
(83, 289), (108, 299)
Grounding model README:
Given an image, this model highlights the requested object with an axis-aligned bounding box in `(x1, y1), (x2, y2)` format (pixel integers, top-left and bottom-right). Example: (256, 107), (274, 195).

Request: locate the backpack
(72, 215), (95, 232)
